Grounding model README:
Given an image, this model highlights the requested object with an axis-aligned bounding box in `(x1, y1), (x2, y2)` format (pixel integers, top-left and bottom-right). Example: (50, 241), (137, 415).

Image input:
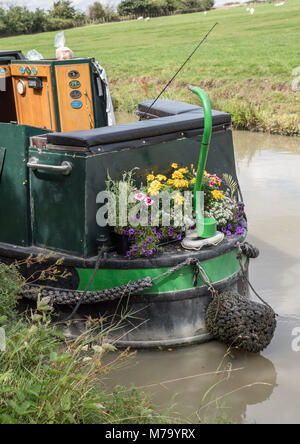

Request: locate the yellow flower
(148, 180), (162, 196)
(178, 167), (188, 174)
(190, 178), (196, 185)
(211, 190), (224, 200)
(173, 193), (184, 205)
(167, 179), (174, 185)
(204, 170), (209, 177)
(171, 163), (178, 169)
(173, 179), (189, 188)
(172, 170), (184, 180)
(156, 174), (167, 182)
(147, 174), (155, 182)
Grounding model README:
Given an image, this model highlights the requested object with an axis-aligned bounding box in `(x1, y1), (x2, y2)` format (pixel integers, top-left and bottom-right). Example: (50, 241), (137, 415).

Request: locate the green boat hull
(0, 233), (248, 347)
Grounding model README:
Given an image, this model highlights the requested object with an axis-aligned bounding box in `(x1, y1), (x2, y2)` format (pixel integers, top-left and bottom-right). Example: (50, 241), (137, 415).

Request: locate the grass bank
(0, 2), (299, 134)
(0, 262), (175, 424)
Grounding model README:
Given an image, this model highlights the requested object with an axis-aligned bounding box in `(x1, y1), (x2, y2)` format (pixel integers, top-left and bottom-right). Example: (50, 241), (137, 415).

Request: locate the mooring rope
(236, 242), (277, 315)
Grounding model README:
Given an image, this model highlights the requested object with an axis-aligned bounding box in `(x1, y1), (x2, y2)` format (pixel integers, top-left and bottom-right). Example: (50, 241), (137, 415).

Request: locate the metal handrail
(27, 157), (72, 176)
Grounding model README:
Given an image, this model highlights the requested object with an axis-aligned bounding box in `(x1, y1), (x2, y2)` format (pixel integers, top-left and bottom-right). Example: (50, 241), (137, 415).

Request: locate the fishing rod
(145, 21), (218, 115)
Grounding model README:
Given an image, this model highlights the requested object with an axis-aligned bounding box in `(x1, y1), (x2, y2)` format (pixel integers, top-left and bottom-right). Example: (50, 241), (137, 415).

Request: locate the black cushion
(47, 109), (231, 148)
(138, 99), (202, 117)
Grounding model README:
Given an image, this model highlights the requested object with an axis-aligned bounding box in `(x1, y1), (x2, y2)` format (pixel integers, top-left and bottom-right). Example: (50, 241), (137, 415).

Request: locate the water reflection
(107, 342), (277, 424)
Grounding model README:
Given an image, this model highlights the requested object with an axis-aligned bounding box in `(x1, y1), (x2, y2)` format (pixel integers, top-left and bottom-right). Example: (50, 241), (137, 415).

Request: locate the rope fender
(205, 241), (276, 353)
(22, 257), (199, 305)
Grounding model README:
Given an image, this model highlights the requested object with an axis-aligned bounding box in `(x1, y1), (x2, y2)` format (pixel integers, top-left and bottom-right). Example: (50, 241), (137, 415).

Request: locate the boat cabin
(0, 49), (236, 260)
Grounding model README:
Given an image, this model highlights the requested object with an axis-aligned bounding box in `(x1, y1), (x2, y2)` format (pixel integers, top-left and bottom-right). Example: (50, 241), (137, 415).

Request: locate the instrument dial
(17, 79), (26, 95)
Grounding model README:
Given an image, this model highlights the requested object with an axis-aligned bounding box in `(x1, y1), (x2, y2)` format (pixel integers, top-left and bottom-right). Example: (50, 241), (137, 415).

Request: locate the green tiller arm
(189, 86), (213, 237)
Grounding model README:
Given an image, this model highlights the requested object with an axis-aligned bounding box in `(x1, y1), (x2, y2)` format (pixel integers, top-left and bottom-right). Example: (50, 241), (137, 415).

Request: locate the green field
(0, 1), (299, 134)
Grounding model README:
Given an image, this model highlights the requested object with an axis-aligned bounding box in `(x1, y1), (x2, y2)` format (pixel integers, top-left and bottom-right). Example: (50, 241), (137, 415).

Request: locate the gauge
(71, 100), (83, 109)
(70, 90), (82, 99)
(25, 67), (31, 75)
(19, 66), (25, 74)
(69, 80), (81, 89)
(17, 79), (26, 95)
(68, 70), (80, 79)
(31, 67), (38, 75)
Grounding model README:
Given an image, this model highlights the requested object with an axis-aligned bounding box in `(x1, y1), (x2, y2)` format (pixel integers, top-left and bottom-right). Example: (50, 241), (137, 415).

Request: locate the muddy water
(107, 125), (300, 424)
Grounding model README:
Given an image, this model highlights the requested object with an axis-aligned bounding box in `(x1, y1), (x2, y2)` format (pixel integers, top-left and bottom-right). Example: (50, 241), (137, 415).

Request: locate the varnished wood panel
(11, 64), (57, 131)
(55, 63), (95, 132)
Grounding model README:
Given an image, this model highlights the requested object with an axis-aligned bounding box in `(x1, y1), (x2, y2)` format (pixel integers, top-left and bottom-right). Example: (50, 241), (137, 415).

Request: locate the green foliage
(0, 263), (172, 424)
(117, 0), (212, 16)
(0, 263), (23, 322)
(88, 2), (106, 22)
(49, 1), (77, 20)
(177, 0), (214, 12)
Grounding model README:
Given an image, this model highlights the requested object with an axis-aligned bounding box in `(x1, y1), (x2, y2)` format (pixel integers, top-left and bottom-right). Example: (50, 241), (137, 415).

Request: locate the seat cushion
(47, 108), (231, 148)
(137, 99), (202, 117)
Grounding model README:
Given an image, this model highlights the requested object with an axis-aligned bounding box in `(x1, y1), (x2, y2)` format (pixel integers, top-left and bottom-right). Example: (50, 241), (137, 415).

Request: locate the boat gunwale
(0, 232), (246, 270)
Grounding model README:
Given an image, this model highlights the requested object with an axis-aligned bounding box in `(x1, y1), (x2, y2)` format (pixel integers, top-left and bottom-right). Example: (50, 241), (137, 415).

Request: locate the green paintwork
(76, 250), (242, 294)
(190, 86), (217, 239)
(0, 147), (5, 180)
(28, 148), (88, 256)
(0, 123), (48, 246)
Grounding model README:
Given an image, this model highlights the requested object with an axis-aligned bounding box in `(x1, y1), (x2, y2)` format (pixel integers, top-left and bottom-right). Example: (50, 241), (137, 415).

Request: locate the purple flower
(221, 227), (226, 233)
(157, 232), (162, 239)
(226, 231), (232, 236)
(148, 237), (153, 243)
(177, 234), (182, 241)
(143, 241), (147, 247)
(147, 250), (153, 256)
(124, 230), (129, 235)
(129, 229), (135, 236)
(136, 215), (140, 220)
(169, 228), (174, 237)
(227, 224), (232, 230)
(126, 251), (132, 257)
(141, 249), (145, 255)
(132, 245), (139, 252)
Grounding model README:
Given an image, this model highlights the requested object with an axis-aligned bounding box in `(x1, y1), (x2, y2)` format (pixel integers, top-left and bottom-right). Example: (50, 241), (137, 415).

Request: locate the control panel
(11, 64), (57, 131)
(10, 59), (105, 133)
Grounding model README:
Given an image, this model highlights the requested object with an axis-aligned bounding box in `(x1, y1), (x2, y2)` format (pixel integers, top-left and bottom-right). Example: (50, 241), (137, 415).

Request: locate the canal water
(106, 125), (300, 424)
